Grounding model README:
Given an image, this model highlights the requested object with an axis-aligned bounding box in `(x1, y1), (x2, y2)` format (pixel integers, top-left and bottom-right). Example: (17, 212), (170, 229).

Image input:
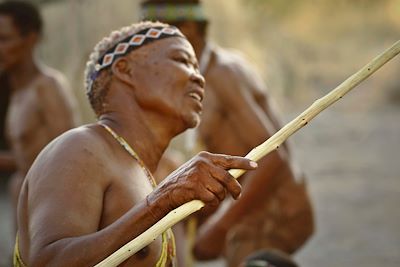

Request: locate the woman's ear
(111, 57), (136, 87)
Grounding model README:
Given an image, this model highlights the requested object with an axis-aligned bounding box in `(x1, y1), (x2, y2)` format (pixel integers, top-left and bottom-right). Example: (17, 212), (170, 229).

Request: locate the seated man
(14, 21), (258, 267)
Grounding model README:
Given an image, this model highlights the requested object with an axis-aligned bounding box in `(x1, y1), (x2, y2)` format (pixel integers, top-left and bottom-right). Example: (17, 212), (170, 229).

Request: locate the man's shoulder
(36, 65), (62, 83)
(208, 45), (254, 80)
(211, 45), (251, 69)
(34, 66), (70, 94)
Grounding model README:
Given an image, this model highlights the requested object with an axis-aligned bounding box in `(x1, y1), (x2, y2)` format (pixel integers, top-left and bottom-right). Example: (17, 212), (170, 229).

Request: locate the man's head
(0, 1), (43, 71)
(85, 21), (205, 129)
(140, 0), (208, 57)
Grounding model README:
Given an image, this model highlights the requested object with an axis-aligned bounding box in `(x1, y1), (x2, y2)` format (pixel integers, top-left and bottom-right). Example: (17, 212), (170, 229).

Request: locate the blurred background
(1, 0), (399, 266)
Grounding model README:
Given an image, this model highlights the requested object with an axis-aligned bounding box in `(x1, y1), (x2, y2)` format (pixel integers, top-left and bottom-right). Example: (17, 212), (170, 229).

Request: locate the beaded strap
(99, 123), (157, 188)
(13, 234), (27, 267)
(99, 123), (176, 266)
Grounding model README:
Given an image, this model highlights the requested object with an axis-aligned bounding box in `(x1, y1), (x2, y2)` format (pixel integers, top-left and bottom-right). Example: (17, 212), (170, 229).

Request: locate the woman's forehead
(135, 37), (195, 58)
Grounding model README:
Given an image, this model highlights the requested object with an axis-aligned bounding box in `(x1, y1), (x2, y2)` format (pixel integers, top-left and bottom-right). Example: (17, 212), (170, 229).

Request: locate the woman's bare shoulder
(28, 125), (113, 180)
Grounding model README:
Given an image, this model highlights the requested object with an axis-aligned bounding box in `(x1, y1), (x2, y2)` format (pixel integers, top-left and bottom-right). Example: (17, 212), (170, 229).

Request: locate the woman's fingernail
(250, 161), (258, 168)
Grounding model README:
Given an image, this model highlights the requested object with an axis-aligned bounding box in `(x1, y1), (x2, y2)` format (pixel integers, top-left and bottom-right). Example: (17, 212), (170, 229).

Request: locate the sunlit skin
(16, 35), (257, 267)
(155, 21), (314, 267)
(0, 14), (78, 235)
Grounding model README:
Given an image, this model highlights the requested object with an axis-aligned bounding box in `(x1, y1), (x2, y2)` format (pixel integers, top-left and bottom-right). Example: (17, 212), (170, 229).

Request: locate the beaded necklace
(99, 123), (176, 267)
(100, 123), (157, 187)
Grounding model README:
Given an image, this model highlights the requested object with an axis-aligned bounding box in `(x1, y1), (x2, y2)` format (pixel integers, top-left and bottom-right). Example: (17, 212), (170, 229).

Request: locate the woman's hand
(148, 151), (257, 215)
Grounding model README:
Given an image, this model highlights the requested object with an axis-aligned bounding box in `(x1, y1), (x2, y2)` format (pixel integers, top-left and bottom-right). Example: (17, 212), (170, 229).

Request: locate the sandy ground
(293, 105), (400, 267)
(1, 105), (399, 267)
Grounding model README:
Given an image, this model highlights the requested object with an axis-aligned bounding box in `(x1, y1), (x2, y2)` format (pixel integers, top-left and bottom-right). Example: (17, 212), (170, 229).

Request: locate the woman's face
(128, 36), (205, 131)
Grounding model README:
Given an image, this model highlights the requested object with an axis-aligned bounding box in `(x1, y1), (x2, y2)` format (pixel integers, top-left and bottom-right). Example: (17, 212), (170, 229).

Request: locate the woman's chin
(185, 112), (201, 129)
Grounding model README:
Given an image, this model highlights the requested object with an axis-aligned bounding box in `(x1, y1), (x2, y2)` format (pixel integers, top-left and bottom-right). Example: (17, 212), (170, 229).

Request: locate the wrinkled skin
(16, 35), (257, 267)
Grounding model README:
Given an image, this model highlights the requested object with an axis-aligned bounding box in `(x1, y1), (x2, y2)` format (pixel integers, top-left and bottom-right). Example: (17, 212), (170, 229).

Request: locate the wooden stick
(94, 40), (400, 267)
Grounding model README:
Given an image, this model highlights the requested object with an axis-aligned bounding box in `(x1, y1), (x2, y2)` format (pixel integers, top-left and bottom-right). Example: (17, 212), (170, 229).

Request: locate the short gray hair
(84, 21), (171, 115)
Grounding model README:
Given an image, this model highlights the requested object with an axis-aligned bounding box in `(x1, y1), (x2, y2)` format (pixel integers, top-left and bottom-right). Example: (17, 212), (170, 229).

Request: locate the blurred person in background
(140, 0), (314, 266)
(0, 73), (14, 173)
(0, 0), (79, 236)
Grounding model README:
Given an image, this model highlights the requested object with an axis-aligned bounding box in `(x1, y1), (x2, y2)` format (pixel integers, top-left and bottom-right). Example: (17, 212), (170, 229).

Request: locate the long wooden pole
(95, 40), (400, 267)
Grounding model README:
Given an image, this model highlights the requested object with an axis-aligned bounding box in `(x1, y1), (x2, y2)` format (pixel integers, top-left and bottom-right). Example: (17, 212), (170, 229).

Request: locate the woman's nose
(190, 71), (205, 88)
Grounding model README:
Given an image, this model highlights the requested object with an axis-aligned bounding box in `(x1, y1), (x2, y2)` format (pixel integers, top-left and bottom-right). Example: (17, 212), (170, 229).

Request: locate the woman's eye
(175, 57), (189, 65)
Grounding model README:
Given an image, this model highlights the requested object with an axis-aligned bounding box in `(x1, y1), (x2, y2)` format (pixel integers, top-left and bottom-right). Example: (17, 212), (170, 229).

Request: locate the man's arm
(244, 63), (284, 132)
(207, 60), (289, 158)
(246, 64), (293, 155)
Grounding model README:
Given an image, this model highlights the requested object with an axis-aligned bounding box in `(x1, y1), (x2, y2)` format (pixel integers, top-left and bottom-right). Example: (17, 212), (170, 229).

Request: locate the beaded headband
(88, 26), (184, 91)
(140, 3), (207, 22)
(96, 26), (183, 72)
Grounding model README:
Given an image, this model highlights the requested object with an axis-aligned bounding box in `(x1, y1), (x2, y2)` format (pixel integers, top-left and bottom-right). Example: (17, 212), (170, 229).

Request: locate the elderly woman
(14, 21), (257, 267)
